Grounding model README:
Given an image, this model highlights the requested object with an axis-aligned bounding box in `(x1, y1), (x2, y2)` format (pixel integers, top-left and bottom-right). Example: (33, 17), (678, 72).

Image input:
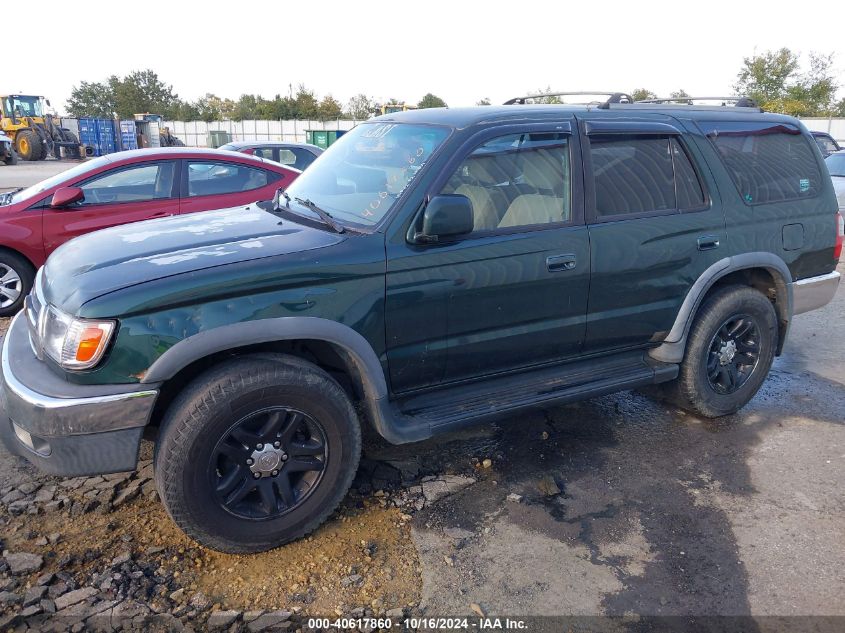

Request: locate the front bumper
(792, 271), (841, 315)
(0, 312), (159, 476)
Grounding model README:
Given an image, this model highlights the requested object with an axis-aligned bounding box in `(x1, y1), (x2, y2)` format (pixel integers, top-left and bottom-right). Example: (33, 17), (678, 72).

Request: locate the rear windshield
(702, 121), (822, 205)
(825, 153), (845, 177)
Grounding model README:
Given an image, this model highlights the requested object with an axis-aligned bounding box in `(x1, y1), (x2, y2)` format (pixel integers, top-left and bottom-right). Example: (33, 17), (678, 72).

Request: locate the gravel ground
(1, 266), (843, 631)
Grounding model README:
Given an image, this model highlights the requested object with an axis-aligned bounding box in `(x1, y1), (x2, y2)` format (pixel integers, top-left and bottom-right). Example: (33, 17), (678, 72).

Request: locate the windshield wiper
(292, 196), (346, 234)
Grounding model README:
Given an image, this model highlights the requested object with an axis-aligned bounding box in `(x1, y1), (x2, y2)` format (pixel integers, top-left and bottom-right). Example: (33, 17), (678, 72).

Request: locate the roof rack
(636, 96), (760, 108)
(504, 91), (634, 108)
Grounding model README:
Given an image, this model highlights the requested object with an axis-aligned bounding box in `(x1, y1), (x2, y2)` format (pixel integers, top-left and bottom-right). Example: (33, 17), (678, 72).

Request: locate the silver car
(0, 131), (17, 165)
(826, 150), (845, 212)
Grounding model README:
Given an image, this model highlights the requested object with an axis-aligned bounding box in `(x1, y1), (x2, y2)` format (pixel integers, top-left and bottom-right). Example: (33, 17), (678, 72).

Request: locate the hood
(43, 204), (345, 313)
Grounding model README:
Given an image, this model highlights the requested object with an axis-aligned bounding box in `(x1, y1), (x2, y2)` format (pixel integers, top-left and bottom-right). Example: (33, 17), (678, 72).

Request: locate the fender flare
(649, 252), (793, 364)
(141, 316), (389, 400)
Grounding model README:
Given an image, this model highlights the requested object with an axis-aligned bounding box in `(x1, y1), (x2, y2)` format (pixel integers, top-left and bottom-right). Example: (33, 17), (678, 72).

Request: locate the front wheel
(0, 250), (34, 317)
(666, 285), (777, 418)
(154, 355), (361, 553)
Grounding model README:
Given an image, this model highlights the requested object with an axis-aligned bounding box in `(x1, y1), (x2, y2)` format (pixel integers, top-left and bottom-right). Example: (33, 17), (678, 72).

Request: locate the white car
(0, 131), (17, 165)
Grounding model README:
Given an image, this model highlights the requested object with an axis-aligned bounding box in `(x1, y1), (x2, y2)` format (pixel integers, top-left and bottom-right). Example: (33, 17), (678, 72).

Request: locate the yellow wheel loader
(1, 95), (82, 161)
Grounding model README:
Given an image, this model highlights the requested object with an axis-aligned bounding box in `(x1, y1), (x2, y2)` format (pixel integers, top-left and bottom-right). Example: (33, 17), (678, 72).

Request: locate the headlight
(42, 305), (115, 370)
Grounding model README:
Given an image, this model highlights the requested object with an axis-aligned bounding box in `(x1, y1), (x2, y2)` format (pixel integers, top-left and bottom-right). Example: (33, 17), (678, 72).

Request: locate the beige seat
(455, 184), (500, 231)
(498, 194), (566, 228)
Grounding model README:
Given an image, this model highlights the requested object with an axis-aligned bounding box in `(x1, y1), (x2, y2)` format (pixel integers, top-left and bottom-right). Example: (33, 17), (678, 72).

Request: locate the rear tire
(3, 148), (17, 165)
(663, 285), (777, 418)
(154, 354), (361, 553)
(0, 250), (34, 316)
(15, 131), (42, 161)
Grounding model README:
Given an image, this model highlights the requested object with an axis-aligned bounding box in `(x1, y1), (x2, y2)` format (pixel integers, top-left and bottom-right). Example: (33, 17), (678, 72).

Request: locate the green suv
(1, 100), (842, 553)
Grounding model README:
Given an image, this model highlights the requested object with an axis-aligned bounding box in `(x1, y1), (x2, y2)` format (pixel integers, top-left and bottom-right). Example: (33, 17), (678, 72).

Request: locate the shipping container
(96, 119), (116, 155)
(119, 120), (138, 151)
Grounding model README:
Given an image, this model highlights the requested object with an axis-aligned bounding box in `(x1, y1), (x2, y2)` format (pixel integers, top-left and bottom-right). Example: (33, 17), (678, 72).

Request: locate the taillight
(835, 212), (844, 262)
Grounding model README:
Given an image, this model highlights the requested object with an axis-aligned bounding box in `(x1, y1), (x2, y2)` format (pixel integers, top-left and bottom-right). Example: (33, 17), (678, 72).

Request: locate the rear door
(178, 159), (287, 215)
(385, 121), (591, 391)
(579, 115), (727, 352)
(41, 160), (180, 256)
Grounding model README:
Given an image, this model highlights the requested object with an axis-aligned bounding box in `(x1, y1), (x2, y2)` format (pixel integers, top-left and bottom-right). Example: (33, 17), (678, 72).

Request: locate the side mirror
(416, 194), (473, 242)
(50, 187), (84, 208)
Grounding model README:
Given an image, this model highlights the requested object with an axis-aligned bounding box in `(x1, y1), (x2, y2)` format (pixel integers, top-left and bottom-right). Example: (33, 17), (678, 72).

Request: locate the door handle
(697, 235), (720, 251)
(546, 254), (577, 272)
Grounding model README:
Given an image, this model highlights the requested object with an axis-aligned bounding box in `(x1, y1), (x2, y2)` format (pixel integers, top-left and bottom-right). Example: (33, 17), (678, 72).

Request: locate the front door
(42, 160), (179, 256)
(579, 115), (727, 352)
(385, 123), (590, 392)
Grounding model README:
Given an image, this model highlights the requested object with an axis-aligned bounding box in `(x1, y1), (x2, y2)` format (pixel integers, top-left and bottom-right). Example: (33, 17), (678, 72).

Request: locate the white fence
(160, 119), (363, 147)
(800, 118), (845, 143)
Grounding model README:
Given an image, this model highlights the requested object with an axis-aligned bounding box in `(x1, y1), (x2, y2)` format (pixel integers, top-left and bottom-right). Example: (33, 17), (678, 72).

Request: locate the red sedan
(0, 148), (299, 315)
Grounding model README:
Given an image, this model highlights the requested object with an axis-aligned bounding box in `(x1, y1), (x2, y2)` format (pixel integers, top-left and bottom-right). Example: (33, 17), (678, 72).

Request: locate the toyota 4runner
(1, 98), (842, 553)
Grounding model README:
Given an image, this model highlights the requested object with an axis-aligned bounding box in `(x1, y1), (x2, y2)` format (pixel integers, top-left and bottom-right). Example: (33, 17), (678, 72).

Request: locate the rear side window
(703, 122), (822, 205)
(589, 135), (705, 218)
(186, 162), (278, 197)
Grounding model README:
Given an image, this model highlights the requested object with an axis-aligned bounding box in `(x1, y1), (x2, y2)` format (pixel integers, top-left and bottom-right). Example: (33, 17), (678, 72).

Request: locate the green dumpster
(305, 130), (346, 149)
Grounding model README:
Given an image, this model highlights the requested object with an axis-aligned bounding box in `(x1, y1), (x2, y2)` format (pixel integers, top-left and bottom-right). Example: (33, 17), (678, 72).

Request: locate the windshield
(825, 153), (845, 177)
(8, 155), (112, 204)
(283, 122), (450, 226)
(3, 96), (44, 119)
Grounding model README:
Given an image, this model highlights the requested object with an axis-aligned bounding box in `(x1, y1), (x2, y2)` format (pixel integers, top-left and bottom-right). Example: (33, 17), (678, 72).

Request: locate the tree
(529, 87), (561, 104)
(113, 70), (178, 118)
(669, 89), (690, 100)
(630, 88), (656, 102)
(293, 84), (319, 119)
(417, 93), (448, 108)
(67, 79), (118, 117)
(734, 48), (839, 116)
(476, 97), (492, 106)
(231, 94), (259, 121)
(318, 95), (343, 121)
(347, 93), (374, 119)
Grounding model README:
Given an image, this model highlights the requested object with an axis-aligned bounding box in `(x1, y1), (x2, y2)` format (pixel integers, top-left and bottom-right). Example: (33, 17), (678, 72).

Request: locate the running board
(366, 352), (678, 444)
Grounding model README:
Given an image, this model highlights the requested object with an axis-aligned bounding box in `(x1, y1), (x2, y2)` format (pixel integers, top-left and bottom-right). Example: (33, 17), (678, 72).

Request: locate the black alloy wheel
(210, 407), (328, 520)
(706, 314), (761, 395)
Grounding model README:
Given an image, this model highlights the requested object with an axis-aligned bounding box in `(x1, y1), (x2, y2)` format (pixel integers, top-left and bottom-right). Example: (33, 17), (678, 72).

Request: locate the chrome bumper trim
(1, 312), (158, 437)
(792, 271), (840, 315)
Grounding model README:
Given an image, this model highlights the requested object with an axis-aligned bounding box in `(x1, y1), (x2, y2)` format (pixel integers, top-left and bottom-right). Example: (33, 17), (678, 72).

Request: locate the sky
(8, 0), (845, 115)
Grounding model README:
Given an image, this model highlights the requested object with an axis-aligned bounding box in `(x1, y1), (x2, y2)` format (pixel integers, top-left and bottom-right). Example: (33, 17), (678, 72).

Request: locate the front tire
(3, 148), (17, 165)
(0, 250), (34, 316)
(667, 285), (777, 418)
(15, 131), (42, 161)
(154, 355), (361, 553)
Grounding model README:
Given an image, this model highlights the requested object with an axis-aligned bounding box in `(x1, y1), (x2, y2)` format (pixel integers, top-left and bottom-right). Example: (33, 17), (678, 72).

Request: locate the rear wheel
(154, 355), (361, 553)
(15, 131), (42, 161)
(664, 285), (777, 418)
(0, 250), (34, 316)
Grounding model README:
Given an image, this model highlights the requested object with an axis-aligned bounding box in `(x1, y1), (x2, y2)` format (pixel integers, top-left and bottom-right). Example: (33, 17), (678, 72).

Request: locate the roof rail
(504, 91), (634, 107)
(636, 96), (760, 108)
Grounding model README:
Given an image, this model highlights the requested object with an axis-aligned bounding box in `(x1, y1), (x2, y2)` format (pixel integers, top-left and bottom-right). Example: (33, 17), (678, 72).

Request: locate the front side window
(283, 122), (450, 226)
(187, 162), (273, 197)
(589, 135), (705, 218)
(440, 132), (571, 231)
(704, 122), (822, 205)
(79, 162), (176, 204)
(4, 96), (43, 119)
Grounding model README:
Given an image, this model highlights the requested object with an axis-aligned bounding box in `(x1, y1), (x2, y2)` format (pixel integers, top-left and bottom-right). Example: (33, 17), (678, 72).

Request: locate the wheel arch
(142, 317), (388, 427)
(649, 253), (793, 364)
